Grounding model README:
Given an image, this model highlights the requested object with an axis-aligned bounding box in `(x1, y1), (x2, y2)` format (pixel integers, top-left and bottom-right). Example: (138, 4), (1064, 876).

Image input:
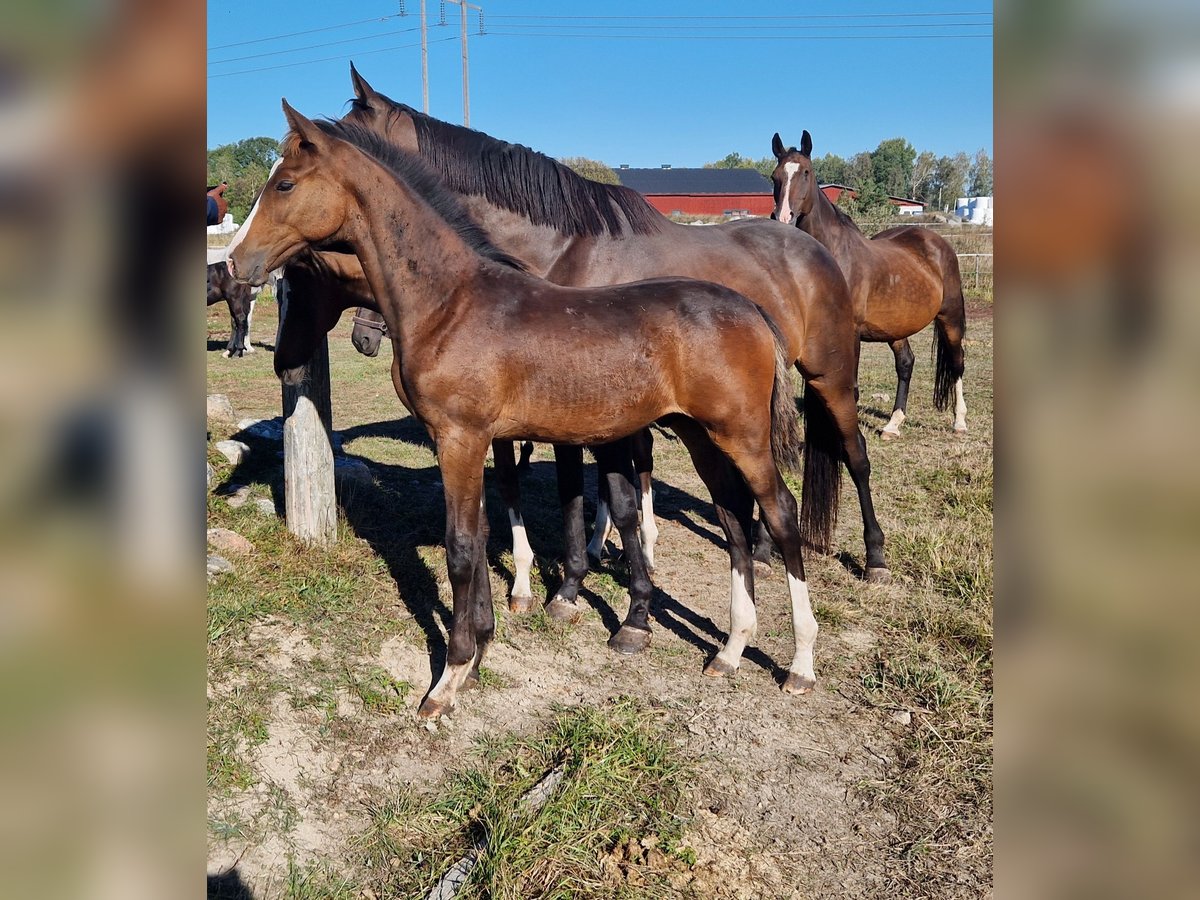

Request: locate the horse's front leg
(545, 444), (589, 623)
(419, 432), (490, 719)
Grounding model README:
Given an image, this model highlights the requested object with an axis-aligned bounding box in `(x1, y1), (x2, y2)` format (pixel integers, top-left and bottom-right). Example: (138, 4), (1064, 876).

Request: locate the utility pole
(443, 0), (482, 126)
(420, 0), (429, 113)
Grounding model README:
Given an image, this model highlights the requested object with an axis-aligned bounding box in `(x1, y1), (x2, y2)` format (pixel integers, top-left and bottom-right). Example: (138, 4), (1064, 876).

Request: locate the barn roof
(616, 167), (772, 196)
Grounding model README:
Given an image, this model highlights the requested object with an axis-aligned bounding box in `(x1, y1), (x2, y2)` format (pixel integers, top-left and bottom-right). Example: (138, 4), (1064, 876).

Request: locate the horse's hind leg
(586, 468), (613, 564)
(631, 427), (659, 570)
(595, 439), (655, 655)
(464, 503), (495, 691)
(242, 297), (256, 353)
(224, 302), (247, 358)
(545, 444), (590, 623)
(880, 338), (915, 440)
(670, 420), (758, 678)
(721, 441), (818, 694)
(935, 292), (968, 434)
(806, 373), (889, 581)
(493, 440), (535, 612)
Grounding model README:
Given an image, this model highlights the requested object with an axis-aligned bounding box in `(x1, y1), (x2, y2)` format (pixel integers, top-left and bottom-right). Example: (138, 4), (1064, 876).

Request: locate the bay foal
(771, 131), (968, 438)
(230, 103), (820, 717)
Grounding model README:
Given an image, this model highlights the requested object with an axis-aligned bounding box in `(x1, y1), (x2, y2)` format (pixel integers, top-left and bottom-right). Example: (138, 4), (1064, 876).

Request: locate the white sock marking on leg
(953, 377), (968, 431)
(587, 500), (612, 559)
(638, 487), (658, 568)
(787, 572), (818, 682)
(881, 409), (906, 436)
(716, 564), (757, 669)
(508, 508), (534, 600)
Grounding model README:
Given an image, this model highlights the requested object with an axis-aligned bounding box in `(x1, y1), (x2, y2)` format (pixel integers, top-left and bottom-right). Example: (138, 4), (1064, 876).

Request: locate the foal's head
(769, 131), (815, 227)
(228, 101), (358, 286)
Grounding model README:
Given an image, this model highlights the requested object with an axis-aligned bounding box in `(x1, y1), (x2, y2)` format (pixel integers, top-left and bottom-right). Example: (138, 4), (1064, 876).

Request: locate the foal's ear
(800, 130), (813, 157)
(771, 132), (786, 160)
(349, 62), (378, 104)
(282, 99), (327, 153)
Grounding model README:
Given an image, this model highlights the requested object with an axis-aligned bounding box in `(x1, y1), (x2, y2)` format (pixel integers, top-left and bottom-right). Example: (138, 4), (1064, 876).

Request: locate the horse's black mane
(309, 119), (528, 272)
(349, 94), (662, 238)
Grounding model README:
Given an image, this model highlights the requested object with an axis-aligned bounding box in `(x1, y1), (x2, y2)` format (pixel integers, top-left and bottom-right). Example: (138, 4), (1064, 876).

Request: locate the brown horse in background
(206, 181), (228, 226)
(230, 104), (820, 717)
(342, 65), (888, 582)
(771, 131), (968, 438)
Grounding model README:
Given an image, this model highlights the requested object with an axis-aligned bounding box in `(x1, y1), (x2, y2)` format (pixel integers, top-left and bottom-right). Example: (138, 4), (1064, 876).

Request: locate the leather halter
(351, 314), (387, 335)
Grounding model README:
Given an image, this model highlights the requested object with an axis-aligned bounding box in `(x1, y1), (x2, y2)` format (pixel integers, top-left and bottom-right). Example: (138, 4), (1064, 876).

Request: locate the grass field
(207, 293), (992, 899)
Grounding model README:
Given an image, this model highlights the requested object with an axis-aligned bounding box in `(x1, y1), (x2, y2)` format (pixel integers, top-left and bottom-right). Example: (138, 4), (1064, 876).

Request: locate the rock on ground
(206, 554), (234, 577)
(208, 528), (255, 555)
(215, 440), (250, 466)
(207, 394), (238, 424)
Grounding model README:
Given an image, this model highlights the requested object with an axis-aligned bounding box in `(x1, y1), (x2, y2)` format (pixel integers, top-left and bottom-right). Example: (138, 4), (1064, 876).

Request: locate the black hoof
(545, 595), (584, 623)
(607, 625), (652, 655)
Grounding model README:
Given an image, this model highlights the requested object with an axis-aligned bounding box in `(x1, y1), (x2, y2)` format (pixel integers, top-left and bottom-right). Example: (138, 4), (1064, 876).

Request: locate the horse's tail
(762, 314), (804, 476)
(799, 379), (842, 554)
(932, 268), (968, 412)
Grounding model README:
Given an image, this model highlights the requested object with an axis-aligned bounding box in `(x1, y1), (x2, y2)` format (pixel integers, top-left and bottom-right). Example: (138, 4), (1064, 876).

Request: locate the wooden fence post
(277, 277), (336, 546)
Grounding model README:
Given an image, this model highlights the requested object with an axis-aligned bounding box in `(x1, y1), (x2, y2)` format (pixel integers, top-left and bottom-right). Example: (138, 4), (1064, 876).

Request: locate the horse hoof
(462, 672), (481, 692)
(545, 595), (584, 623)
(879, 429), (900, 441)
(753, 559), (772, 578)
(607, 625), (652, 655)
(866, 566), (892, 584)
(222, 350), (232, 359)
(782, 672), (816, 695)
(586, 551), (603, 568)
(703, 657), (738, 678)
(953, 425), (968, 435)
(417, 696), (452, 720)
(509, 594), (536, 614)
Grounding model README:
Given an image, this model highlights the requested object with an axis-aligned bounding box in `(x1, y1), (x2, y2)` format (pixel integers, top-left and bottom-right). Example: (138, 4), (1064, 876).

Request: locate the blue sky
(208, 1), (992, 166)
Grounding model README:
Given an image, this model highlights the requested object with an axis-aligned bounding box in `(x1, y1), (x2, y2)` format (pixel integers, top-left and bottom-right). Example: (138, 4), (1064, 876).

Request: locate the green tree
(911, 151), (938, 204)
(705, 152), (776, 178)
(559, 156), (620, 185)
(207, 136), (280, 223)
(871, 137), (917, 198)
(968, 148), (993, 196)
(845, 152), (875, 192)
(928, 152), (972, 212)
(812, 153), (848, 186)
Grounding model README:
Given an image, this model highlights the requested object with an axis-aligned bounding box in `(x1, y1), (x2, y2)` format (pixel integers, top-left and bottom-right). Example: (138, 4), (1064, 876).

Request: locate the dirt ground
(207, 296), (993, 899)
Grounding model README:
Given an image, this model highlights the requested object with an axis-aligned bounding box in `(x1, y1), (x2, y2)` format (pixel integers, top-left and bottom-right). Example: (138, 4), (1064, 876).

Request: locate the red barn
(820, 184), (926, 214)
(615, 166), (774, 217)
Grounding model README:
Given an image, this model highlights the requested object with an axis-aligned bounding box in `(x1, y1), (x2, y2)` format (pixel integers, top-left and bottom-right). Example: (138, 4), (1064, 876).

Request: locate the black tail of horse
(764, 317), (804, 476)
(932, 286), (967, 412)
(799, 380), (842, 553)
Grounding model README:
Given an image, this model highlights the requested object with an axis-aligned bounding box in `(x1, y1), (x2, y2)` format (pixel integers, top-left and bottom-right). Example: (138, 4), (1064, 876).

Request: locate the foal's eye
(276, 180), (295, 193)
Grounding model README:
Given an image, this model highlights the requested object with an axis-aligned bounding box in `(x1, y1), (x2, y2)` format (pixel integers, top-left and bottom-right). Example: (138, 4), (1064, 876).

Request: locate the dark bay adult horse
(230, 104), (821, 717)
(342, 65), (888, 581)
(770, 131), (968, 438)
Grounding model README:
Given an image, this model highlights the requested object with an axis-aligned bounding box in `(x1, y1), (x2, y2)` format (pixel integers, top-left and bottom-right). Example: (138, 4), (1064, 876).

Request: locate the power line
(206, 35), (460, 80)
(208, 14), (406, 51)
(482, 32), (992, 41)
(485, 12), (991, 20)
(488, 22), (993, 31)
(209, 26), (421, 66)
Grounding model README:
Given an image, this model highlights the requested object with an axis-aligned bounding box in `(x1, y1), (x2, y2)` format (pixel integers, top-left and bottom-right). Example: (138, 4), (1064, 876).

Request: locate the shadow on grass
(207, 869), (255, 900)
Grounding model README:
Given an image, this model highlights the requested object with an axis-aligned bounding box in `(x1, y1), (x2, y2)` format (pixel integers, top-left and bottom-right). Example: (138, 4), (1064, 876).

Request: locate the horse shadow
(207, 869), (255, 900)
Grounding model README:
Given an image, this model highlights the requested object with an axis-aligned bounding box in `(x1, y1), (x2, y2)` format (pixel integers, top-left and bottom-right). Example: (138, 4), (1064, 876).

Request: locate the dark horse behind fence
(342, 65), (888, 582)
(770, 131), (968, 438)
(206, 260), (253, 357)
(230, 102), (822, 718)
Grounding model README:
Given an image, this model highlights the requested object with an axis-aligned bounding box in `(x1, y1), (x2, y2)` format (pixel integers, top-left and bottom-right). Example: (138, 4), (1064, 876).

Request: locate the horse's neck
(456, 194), (579, 277)
(349, 181), (482, 335)
(803, 190), (866, 262)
